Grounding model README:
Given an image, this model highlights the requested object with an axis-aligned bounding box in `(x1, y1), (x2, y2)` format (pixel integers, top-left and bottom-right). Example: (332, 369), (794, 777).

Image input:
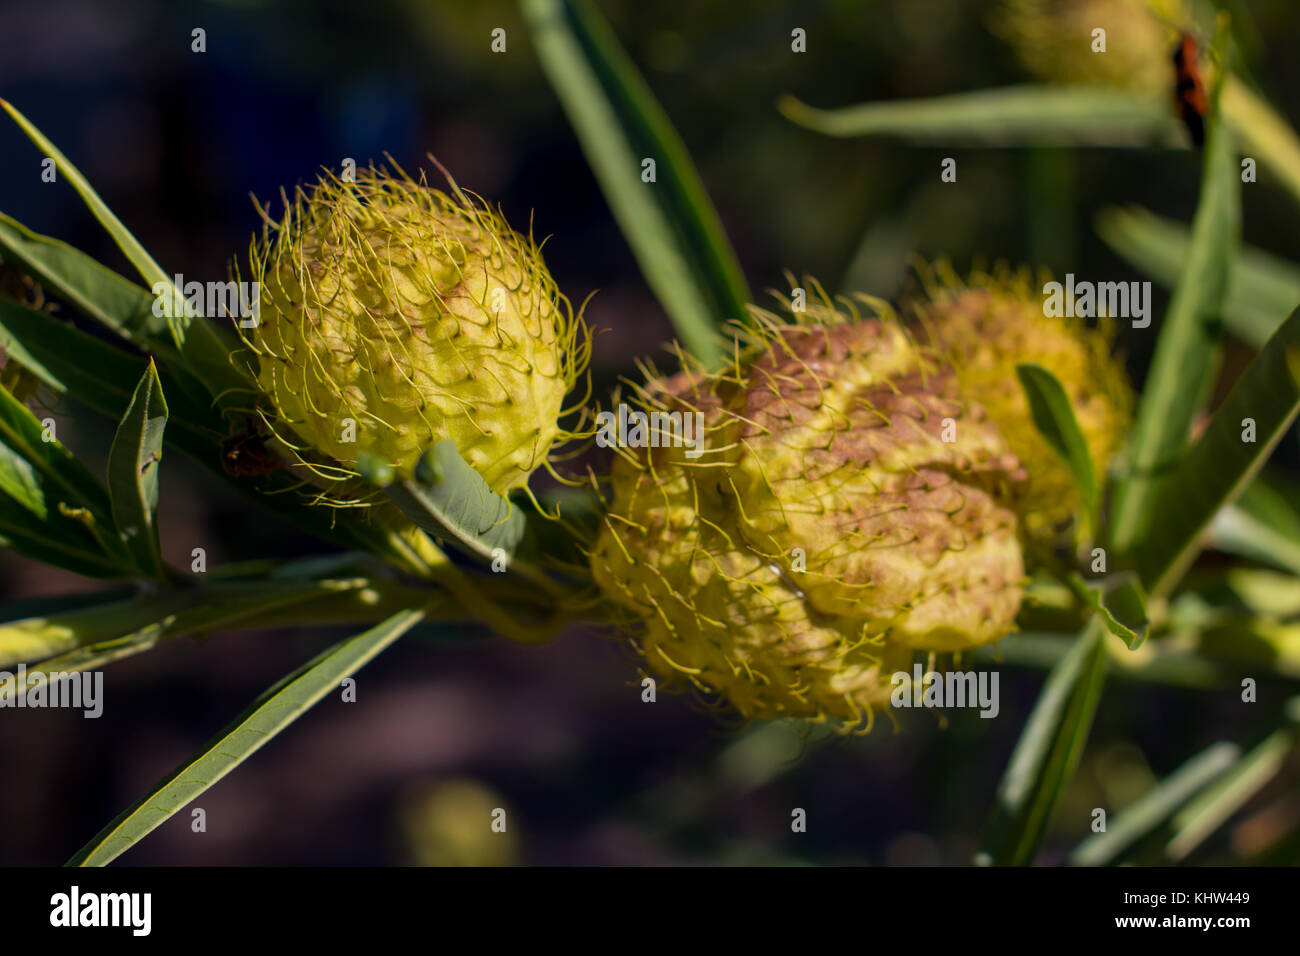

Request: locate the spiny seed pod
(995, 0), (1191, 93)
(911, 266), (1133, 539)
(238, 161), (589, 498)
(590, 292), (1027, 731)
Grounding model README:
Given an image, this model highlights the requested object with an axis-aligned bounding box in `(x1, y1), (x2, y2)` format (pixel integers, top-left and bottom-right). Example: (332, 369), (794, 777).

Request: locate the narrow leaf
(68, 608), (424, 866)
(1110, 31), (1240, 557)
(0, 213), (174, 355)
(778, 86), (1181, 146)
(976, 617), (1109, 866)
(1016, 363), (1099, 533)
(106, 362), (168, 579)
(522, 0), (748, 365)
(0, 103), (251, 406)
(1208, 471), (1300, 575)
(1166, 725), (1295, 862)
(1068, 741), (1242, 866)
(1096, 204), (1300, 349)
(1130, 306), (1300, 596)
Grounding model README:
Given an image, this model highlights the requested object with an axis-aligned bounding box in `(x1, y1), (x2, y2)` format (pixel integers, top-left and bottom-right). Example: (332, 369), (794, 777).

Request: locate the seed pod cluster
(590, 296), (1028, 730)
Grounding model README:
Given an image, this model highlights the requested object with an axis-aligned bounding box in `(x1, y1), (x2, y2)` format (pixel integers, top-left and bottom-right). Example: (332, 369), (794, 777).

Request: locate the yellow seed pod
(239, 161), (588, 497)
(912, 266), (1133, 540)
(590, 291), (1027, 731)
(994, 0), (1192, 94)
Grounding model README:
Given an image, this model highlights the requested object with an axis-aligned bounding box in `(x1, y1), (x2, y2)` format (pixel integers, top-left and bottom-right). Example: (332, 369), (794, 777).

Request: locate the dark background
(0, 0), (1297, 865)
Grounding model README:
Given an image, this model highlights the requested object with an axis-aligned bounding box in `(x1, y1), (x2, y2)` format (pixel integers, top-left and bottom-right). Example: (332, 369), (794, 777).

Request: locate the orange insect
(1172, 32), (1209, 147)
(221, 418), (282, 477)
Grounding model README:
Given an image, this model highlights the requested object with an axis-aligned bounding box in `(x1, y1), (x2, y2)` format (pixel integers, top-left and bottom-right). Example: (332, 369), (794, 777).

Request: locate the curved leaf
(778, 86), (1180, 146)
(384, 440), (527, 565)
(1070, 572), (1149, 651)
(68, 608), (424, 866)
(522, 0), (749, 365)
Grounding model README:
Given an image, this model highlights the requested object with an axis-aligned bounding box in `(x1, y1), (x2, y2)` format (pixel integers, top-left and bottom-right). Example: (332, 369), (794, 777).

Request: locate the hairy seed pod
(238, 162), (588, 497)
(912, 267), (1133, 540)
(995, 0), (1191, 94)
(590, 294), (1027, 731)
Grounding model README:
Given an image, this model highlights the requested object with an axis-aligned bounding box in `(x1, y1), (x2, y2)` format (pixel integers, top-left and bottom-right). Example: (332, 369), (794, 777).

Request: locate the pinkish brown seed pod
(590, 294), (1028, 731)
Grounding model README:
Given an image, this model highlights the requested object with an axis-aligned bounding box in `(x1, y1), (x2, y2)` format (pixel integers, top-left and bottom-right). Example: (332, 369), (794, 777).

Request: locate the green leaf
(0, 213), (174, 355)
(1222, 76), (1300, 214)
(1068, 741), (1242, 866)
(522, 0), (749, 365)
(1110, 30), (1240, 559)
(1096, 205), (1300, 349)
(1208, 471), (1300, 576)
(0, 577), (377, 668)
(976, 617), (1109, 866)
(67, 608), (424, 866)
(1129, 306), (1300, 597)
(106, 362), (168, 579)
(385, 441), (528, 566)
(0, 101), (251, 408)
(0, 383), (114, 522)
(1070, 572), (1149, 650)
(1015, 363), (1099, 534)
(778, 86), (1181, 146)
(1165, 723), (1296, 862)
(0, 442), (45, 519)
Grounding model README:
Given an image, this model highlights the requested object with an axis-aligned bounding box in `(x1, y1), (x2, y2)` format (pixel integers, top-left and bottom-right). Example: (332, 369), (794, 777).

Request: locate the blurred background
(0, 0), (1298, 865)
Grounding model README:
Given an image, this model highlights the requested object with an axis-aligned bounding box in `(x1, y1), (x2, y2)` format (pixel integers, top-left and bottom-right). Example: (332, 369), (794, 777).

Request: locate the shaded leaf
(1111, 30), (1240, 559)
(68, 608), (424, 866)
(1166, 723), (1296, 862)
(1016, 363), (1098, 533)
(385, 440), (528, 566)
(0, 101), (251, 408)
(1130, 306), (1300, 597)
(778, 86), (1180, 146)
(1208, 470), (1300, 576)
(1096, 204), (1300, 349)
(106, 362), (168, 579)
(522, 0), (748, 365)
(976, 617), (1109, 866)
(1071, 572), (1149, 650)
(1068, 741), (1241, 866)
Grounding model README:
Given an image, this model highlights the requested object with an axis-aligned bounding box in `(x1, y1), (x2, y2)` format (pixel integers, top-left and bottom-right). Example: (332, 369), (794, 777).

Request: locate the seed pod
(995, 0), (1191, 94)
(590, 295), (1027, 731)
(239, 162), (588, 498)
(911, 267), (1133, 540)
